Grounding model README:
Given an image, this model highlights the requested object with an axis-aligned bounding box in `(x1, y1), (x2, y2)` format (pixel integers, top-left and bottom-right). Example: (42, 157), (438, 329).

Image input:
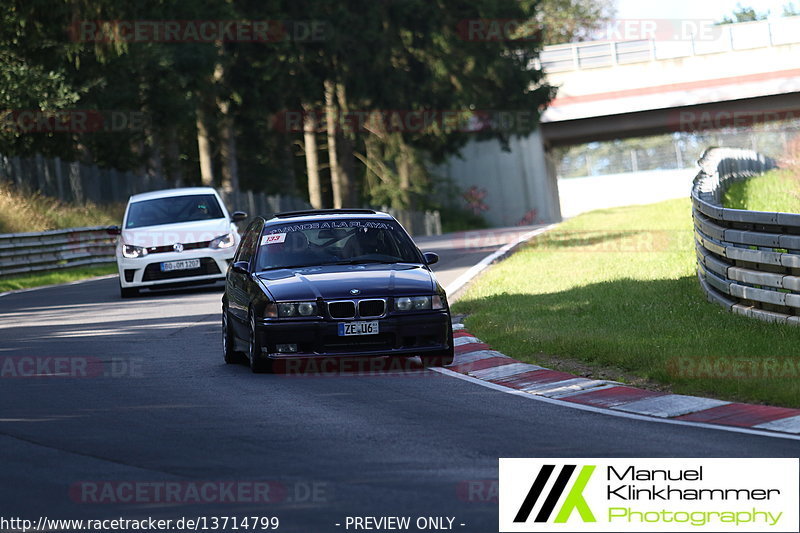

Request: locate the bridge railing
(541, 16), (800, 72)
(691, 147), (800, 324)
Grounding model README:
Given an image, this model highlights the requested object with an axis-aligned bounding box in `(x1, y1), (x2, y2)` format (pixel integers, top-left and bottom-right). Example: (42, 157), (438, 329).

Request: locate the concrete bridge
(438, 16), (800, 226)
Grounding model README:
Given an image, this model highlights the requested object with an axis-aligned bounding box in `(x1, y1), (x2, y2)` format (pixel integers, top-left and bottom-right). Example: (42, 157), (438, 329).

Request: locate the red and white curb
(446, 323), (800, 438)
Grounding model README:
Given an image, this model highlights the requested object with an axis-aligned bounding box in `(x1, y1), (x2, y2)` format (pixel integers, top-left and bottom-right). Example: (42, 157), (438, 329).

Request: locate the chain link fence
(554, 127), (800, 179)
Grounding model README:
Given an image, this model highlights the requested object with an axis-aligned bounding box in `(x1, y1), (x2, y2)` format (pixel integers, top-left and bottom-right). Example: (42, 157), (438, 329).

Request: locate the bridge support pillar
(435, 129), (562, 227)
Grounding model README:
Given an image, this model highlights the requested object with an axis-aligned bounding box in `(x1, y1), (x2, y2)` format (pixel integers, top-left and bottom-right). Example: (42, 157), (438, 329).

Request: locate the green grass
(453, 198), (800, 407)
(723, 169), (800, 212)
(0, 182), (124, 234)
(0, 263), (117, 293)
(0, 184), (123, 291)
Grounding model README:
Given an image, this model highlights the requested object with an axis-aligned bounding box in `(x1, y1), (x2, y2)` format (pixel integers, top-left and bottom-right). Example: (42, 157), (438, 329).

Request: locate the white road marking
(548, 382), (620, 399)
(527, 378), (617, 398)
(754, 414), (800, 434)
(469, 362), (542, 380)
(614, 394), (730, 418)
(453, 336), (482, 347)
(452, 350), (510, 365)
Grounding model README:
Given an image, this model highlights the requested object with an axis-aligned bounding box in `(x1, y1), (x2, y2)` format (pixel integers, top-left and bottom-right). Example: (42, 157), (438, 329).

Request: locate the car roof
(128, 187), (220, 203)
(265, 210), (395, 225)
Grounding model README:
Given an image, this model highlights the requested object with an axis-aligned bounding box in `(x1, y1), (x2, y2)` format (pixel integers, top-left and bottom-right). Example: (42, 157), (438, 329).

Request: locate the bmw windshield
(255, 220), (423, 270)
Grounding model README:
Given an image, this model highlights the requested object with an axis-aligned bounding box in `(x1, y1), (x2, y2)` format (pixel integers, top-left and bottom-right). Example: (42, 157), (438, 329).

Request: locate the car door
(227, 219), (263, 329)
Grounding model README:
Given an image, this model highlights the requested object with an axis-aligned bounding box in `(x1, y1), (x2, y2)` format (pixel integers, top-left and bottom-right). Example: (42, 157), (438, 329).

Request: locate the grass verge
(0, 264), (117, 293)
(723, 168), (800, 212)
(0, 182), (124, 234)
(453, 198), (800, 407)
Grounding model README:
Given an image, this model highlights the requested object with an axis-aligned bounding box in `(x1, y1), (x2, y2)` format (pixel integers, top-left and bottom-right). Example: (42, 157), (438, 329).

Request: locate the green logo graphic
(514, 464), (596, 524)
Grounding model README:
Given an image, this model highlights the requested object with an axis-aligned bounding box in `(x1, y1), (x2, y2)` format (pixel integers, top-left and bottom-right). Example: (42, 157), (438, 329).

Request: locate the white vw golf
(110, 187), (246, 298)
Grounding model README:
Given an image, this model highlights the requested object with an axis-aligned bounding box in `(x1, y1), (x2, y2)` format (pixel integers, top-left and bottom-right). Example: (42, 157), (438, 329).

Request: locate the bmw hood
(121, 218), (233, 249)
(256, 264), (436, 301)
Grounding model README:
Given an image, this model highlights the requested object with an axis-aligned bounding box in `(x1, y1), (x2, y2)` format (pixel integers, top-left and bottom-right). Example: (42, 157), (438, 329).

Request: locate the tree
(3, 0), (607, 219)
(533, 0), (616, 45)
(783, 1), (800, 16)
(719, 4), (770, 24)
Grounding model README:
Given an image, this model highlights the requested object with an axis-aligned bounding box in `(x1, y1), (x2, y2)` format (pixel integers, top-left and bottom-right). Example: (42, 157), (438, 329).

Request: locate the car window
(125, 194), (224, 229)
(255, 219), (422, 270)
(235, 220), (263, 266)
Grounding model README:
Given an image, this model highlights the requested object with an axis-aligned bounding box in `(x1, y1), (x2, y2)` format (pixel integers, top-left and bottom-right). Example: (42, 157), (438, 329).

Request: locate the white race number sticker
(261, 233), (286, 246)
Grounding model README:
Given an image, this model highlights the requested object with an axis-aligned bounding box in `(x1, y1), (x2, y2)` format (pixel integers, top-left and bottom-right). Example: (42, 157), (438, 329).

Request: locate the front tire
(419, 346), (454, 367)
(223, 311), (245, 365)
(249, 312), (273, 374)
(120, 284), (139, 299)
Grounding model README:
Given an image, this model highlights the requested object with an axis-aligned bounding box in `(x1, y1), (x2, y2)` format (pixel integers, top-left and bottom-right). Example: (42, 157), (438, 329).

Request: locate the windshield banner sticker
(267, 221), (393, 234)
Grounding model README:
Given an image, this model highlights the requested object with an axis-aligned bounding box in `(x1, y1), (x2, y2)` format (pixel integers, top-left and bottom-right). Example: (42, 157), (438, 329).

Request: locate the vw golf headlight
(394, 295), (445, 311)
(277, 301), (318, 317)
(210, 233), (235, 249)
(121, 244), (148, 258)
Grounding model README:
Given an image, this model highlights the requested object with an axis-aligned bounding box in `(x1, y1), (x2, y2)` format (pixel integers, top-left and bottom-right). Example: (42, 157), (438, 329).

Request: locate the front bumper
(117, 248), (234, 288)
(254, 311), (452, 359)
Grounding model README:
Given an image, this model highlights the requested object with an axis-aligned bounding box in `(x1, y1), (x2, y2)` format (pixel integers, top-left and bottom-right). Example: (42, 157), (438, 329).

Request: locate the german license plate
(160, 259), (201, 272)
(338, 321), (379, 336)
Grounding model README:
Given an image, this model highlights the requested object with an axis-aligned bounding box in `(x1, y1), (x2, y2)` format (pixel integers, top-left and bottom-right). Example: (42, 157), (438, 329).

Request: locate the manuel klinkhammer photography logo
(499, 458), (799, 532)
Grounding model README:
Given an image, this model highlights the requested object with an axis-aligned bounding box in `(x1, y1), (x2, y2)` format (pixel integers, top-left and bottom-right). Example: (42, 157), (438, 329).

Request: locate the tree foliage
(0, 0), (607, 209)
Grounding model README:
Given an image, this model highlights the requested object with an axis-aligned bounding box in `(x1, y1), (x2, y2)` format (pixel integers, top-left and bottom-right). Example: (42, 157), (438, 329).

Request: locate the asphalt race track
(1, 228), (798, 533)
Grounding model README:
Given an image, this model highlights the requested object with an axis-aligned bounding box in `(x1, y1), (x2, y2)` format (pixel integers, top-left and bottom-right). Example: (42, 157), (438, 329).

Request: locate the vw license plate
(160, 259), (201, 272)
(338, 321), (379, 336)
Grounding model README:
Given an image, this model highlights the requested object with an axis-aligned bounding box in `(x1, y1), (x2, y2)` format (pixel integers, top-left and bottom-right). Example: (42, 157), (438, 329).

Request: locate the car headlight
(210, 233), (235, 249)
(121, 244), (148, 258)
(277, 301), (318, 317)
(394, 296), (441, 311)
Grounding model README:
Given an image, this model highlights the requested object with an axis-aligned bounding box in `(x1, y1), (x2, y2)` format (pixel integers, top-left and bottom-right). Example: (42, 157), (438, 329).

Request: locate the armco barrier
(691, 147), (800, 324)
(0, 227), (116, 278)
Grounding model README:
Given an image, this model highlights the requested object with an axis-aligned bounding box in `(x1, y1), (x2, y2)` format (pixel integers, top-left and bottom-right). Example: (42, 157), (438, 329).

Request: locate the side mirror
(232, 211), (248, 222)
(106, 225), (121, 236)
(231, 261), (250, 275)
(423, 252), (439, 265)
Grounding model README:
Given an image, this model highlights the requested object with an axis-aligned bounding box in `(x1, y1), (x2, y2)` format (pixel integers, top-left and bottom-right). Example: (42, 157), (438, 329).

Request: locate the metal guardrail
(690, 147), (800, 324)
(0, 227), (116, 279)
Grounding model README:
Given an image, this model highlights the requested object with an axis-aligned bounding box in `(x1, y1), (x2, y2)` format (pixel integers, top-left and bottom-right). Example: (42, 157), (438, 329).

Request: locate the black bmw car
(222, 209), (454, 373)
